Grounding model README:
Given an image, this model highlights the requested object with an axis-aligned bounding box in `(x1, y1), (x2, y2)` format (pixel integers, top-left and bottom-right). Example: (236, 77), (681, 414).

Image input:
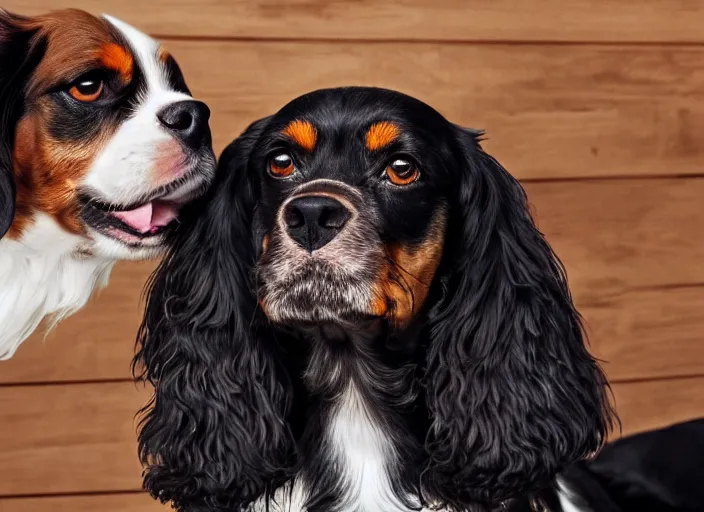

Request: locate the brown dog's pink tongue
(112, 201), (179, 233)
(151, 201), (179, 229)
(113, 203), (154, 233)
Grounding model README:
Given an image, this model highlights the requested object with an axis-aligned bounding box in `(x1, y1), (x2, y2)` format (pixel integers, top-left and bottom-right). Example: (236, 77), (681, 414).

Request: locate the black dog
(550, 419), (704, 512)
(134, 87), (614, 512)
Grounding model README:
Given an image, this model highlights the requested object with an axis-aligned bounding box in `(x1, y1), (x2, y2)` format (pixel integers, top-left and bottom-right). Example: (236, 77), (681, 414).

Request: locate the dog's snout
(284, 196), (351, 252)
(157, 100), (211, 149)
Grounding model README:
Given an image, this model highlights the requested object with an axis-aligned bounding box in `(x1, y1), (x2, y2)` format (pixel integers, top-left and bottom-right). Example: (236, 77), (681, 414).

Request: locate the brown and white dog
(0, 10), (216, 359)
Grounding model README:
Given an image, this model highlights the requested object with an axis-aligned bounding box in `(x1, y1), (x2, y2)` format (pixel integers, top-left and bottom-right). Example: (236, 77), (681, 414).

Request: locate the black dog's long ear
(0, 11), (39, 239)
(422, 127), (615, 509)
(134, 116), (296, 512)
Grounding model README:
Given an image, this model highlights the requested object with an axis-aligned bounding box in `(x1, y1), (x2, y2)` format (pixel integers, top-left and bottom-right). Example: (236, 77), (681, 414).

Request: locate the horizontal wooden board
(524, 178), (704, 297)
(582, 285), (704, 381)
(3, 178), (704, 384)
(7, 1), (704, 43)
(0, 379), (701, 496)
(171, 40), (704, 180)
(0, 493), (170, 512)
(0, 382), (147, 496)
(612, 377), (704, 439)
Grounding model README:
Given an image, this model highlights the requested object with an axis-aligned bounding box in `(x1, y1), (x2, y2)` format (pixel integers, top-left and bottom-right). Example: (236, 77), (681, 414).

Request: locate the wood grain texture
(3, 178), (704, 384)
(583, 285), (704, 382)
(164, 40), (704, 180)
(523, 178), (704, 297)
(0, 379), (700, 495)
(0, 493), (170, 512)
(6, 1), (704, 43)
(613, 376), (704, 438)
(0, 383), (148, 496)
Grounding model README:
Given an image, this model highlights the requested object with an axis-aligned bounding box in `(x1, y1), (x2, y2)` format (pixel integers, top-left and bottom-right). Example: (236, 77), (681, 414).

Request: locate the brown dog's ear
(422, 126), (615, 509)
(0, 11), (42, 238)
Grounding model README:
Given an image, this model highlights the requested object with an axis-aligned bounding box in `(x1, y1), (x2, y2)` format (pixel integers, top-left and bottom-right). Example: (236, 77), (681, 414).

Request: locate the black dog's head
(135, 87), (614, 512)
(253, 91), (452, 330)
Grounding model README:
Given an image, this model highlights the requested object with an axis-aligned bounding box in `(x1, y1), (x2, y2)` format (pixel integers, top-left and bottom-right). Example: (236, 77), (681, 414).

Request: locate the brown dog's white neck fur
(0, 213), (114, 359)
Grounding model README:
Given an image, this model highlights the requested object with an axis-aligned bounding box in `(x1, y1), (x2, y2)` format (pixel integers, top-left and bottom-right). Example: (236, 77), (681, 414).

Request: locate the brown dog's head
(0, 9), (214, 258)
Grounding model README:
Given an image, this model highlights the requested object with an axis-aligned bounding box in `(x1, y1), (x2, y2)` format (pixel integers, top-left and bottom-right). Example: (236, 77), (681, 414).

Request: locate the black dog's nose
(284, 196), (351, 252)
(157, 100), (211, 149)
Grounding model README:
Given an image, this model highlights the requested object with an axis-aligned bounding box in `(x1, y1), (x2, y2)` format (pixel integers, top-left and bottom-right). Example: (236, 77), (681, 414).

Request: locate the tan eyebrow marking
(97, 43), (133, 82)
(158, 45), (170, 63)
(282, 120), (318, 151)
(366, 121), (400, 151)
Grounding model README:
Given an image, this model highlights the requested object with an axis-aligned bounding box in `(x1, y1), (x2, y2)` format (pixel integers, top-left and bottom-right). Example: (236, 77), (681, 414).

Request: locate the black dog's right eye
(269, 153), (295, 178)
(385, 158), (420, 186)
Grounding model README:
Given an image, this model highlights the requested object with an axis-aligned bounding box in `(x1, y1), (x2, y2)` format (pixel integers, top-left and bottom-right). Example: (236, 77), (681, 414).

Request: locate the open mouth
(79, 174), (209, 247)
(82, 197), (182, 243)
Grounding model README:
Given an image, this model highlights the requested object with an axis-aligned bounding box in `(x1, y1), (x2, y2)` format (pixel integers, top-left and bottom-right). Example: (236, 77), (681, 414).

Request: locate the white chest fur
(329, 383), (411, 512)
(253, 384), (427, 512)
(249, 385), (586, 512)
(0, 214), (114, 359)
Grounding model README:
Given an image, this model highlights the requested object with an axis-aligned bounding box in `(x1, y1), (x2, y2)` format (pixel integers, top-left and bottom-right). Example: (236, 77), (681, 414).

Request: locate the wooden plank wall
(2, 1), (704, 509)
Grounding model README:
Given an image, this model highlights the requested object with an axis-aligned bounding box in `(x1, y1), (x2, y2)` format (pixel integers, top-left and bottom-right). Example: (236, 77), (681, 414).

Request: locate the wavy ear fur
(0, 11), (41, 239)
(422, 127), (614, 509)
(134, 116), (296, 512)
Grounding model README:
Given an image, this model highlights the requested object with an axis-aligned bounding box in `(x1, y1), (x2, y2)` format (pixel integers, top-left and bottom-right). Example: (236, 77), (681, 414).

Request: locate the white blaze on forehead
(102, 14), (192, 121)
(102, 15), (165, 91)
(82, 15), (194, 205)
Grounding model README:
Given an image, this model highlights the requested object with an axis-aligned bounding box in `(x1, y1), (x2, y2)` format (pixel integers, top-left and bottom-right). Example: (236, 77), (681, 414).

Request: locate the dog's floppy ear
(0, 11), (42, 239)
(134, 116), (296, 512)
(422, 127), (615, 509)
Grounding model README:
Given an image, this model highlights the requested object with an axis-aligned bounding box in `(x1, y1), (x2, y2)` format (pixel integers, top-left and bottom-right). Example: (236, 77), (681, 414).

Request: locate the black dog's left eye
(385, 158), (420, 186)
(269, 153), (296, 178)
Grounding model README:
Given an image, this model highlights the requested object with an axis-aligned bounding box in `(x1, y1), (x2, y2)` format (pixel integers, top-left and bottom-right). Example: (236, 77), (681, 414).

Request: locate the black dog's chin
(259, 280), (380, 329)
(257, 256), (381, 328)
(261, 290), (380, 328)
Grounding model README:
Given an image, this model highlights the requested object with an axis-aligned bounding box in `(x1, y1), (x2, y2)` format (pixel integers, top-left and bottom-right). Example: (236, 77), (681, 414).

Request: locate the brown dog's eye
(385, 158), (419, 186)
(269, 153), (295, 178)
(68, 76), (104, 102)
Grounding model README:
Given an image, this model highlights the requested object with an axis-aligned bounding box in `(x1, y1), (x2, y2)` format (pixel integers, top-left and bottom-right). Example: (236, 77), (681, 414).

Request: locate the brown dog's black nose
(284, 196), (351, 252)
(157, 100), (211, 149)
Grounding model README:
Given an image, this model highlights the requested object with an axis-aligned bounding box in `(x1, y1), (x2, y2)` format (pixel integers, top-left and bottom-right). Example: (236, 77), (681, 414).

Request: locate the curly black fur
(421, 127), (613, 508)
(135, 117), (297, 512)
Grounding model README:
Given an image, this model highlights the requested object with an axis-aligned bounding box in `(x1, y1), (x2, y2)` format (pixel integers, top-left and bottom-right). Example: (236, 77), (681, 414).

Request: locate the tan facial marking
(158, 46), (170, 63)
(282, 120), (317, 151)
(371, 209), (446, 327)
(97, 42), (133, 82)
(9, 104), (114, 239)
(366, 121), (400, 151)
